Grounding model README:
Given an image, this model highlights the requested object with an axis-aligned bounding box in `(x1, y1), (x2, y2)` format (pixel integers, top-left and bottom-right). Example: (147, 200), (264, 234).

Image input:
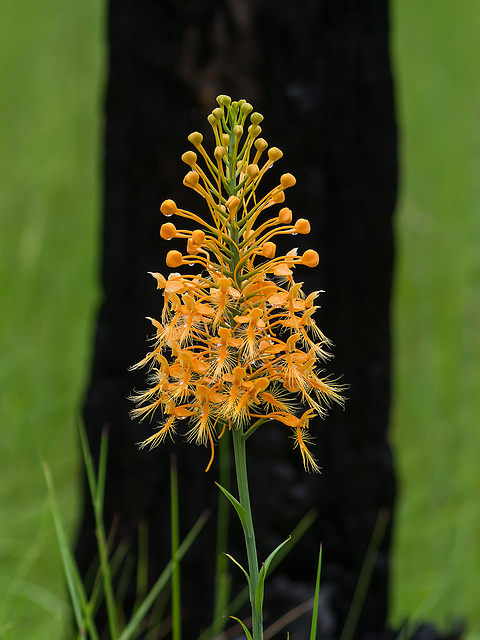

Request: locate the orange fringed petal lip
(131, 95), (343, 472)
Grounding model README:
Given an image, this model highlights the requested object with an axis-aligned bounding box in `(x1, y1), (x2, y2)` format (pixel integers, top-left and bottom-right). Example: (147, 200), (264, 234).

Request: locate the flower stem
(231, 426), (263, 640)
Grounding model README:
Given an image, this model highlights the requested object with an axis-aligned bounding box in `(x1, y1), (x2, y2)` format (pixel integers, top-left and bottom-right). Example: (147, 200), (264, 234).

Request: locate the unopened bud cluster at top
(131, 95), (342, 472)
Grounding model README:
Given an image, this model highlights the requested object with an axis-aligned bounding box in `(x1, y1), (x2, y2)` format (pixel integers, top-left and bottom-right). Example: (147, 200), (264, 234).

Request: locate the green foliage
(391, 1), (480, 636)
(0, 0), (103, 636)
(44, 427), (208, 640)
(309, 543), (322, 640)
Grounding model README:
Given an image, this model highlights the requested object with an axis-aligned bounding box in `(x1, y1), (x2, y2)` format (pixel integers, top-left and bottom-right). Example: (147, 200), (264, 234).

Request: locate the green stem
(212, 431), (231, 635)
(231, 426), (263, 640)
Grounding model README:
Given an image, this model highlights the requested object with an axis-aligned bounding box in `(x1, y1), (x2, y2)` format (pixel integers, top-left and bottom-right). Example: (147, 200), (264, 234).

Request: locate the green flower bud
(234, 125), (243, 138)
(216, 94), (231, 107)
(250, 112), (264, 125)
(248, 124), (262, 138)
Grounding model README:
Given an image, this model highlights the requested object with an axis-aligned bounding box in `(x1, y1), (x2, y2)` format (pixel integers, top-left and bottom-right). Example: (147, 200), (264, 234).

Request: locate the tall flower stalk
(131, 95), (343, 638)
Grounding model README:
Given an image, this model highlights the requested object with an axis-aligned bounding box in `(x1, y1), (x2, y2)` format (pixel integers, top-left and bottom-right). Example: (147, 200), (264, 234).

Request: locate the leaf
(43, 462), (100, 640)
(229, 616), (253, 640)
(224, 553), (251, 588)
(216, 482), (253, 533)
(309, 542), (322, 640)
(255, 537), (291, 614)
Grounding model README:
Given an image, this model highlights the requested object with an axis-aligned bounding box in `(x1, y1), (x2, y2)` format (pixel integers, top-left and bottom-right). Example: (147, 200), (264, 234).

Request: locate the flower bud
(160, 222), (177, 240)
(250, 112), (264, 125)
(268, 147), (283, 162)
(160, 199), (177, 216)
(187, 238), (200, 254)
(184, 171), (199, 187)
(241, 102), (253, 115)
(234, 125), (243, 138)
(214, 146), (226, 160)
(216, 94), (231, 107)
(262, 242), (276, 258)
(295, 218), (311, 234)
(301, 249), (320, 267)
(191, 229), (205, 245)
(280, 173), (296, 188)
(222, 133), (230, 146)
(207, 113), (218, 126)
(181, 150), (197, 166)
(188, 131), (203, 146)
(248, 124), (261, 137)
(278, 207), (292, 224)
(226, 195), (240, 210)
(247, 164), (260, 179)
(212, 107), (224, 120)
(255, 138), (268, 152)
(166, 250), (184, 268)
(271, 192), (285, 204)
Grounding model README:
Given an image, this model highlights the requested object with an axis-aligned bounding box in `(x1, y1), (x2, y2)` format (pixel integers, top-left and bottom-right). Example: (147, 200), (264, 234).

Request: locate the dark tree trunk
(75, 1), (399, 638)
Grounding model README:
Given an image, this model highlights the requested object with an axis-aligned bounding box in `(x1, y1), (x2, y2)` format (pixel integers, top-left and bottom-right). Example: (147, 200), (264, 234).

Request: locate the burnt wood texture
(76, 1), (398, 638)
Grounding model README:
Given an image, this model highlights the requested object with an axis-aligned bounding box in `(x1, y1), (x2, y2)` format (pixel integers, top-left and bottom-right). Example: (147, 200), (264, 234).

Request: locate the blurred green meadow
(0, 1), (479, 638)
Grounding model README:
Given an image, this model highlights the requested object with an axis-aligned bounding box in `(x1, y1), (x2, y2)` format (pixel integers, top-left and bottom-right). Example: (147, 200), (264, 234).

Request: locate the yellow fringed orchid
(131, 95), (343, 472)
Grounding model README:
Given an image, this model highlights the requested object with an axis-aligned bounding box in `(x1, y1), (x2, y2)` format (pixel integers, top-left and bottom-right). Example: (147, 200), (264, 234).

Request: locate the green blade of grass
(118, 510), (209, 640)
(79, 425), (120, 639)
(309, 543), (322, 640)
(43, 462), (100, 640)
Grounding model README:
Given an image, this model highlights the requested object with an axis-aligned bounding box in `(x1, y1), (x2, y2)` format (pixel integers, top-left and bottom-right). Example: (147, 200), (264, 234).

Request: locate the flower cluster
(131, 95), (342, 472)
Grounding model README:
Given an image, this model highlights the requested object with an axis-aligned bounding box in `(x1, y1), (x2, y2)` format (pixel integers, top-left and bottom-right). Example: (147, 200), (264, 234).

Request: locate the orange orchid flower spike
(131, 95), (343, 472)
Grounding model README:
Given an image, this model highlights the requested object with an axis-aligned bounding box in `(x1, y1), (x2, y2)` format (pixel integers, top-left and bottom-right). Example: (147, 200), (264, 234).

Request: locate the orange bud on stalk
(184, 171), (199, 187)
(160, 223), (177, 240)
(160, 199), (177, 216)
(255, 138), (268, 151)
(301, 249), (320, 267)
(262, 242), (276, 259)
(187, 239), (200, 255)
(278, 207), (293, 224)
(271, 192), (285, 204)
(214, 146), (226, 160)
(166, 250), (183, 268)
(187, 131), (203, 146)
(192, 229), (205, 245)
(226, 196), (240, 210)
(295, 219), (311, 234)
(268, 147), (283, 162)
(280, 173), (296, 188)
(182, 151), (197, 166)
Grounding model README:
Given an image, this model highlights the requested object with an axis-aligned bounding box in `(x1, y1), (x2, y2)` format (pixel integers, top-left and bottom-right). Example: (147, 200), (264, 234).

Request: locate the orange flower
(131, 95), (343, 472)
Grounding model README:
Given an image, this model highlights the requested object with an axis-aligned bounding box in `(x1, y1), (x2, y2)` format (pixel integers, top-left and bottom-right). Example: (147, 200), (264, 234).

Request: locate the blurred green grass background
(0, 1), (479, 638)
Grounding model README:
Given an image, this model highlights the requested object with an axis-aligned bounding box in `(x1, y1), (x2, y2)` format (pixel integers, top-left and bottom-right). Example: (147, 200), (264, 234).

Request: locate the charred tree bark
(76, 1), (398, 638)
